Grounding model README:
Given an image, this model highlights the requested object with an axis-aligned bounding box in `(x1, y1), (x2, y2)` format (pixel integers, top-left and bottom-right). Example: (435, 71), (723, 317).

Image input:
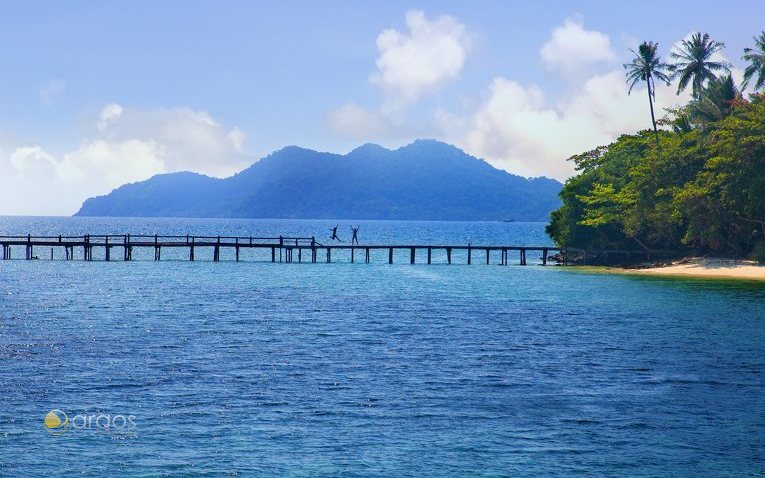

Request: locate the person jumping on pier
(330, 225), (342, 242)
(351, 226), (360, 245)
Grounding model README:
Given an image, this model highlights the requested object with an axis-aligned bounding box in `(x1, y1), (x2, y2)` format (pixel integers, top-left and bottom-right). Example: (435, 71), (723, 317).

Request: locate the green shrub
(748, 241), (765, 263)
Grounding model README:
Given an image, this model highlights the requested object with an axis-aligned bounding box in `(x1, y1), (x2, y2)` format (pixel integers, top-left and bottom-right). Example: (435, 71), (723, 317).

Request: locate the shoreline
(583, 257), (765, 282)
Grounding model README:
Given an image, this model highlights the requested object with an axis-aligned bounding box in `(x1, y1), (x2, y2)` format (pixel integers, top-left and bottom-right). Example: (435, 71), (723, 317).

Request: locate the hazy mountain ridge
(75, 140), (562, 220)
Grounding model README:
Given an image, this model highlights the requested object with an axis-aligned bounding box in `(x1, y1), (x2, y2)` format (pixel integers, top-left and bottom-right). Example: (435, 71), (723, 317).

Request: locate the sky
(0, 0), (762, 215)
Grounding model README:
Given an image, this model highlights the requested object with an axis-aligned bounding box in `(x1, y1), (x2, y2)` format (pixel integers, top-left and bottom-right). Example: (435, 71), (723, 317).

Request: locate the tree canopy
(546, 94), (765, 262)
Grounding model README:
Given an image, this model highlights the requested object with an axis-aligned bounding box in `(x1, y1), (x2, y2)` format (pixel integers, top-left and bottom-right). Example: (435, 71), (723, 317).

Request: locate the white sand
(626, 257), (765, 281)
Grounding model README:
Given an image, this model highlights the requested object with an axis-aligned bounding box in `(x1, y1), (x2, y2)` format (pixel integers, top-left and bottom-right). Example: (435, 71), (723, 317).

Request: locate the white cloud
(97, 103), (124, 130)
(9, 146), (57, 175)
(0, 104), (250, 215)
(39, 80), (66, 106)
(452, 70), (689, 180)
(329, 10), (471, 141)
(95, 104), (248, 177)
(228, 127), (246, 152)
(372, 10), (470, 106)
(540, 17), (616, 77)
(327, 102), (391, 139)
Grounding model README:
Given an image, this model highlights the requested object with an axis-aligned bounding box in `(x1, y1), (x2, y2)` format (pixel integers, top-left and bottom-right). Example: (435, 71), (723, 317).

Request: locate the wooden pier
(0, 234), (565, 266)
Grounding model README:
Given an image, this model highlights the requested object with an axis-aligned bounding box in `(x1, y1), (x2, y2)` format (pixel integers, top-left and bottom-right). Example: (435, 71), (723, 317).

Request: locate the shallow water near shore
(1, 217), (764, 476)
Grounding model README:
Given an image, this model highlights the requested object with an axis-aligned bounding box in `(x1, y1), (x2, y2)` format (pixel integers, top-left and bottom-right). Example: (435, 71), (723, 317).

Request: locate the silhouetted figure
(330, 225), (342, 242)
(351, 226), (360, 245)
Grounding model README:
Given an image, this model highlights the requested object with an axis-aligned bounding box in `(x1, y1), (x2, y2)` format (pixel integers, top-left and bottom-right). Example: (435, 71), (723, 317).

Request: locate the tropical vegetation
(547, 31), (765, 262)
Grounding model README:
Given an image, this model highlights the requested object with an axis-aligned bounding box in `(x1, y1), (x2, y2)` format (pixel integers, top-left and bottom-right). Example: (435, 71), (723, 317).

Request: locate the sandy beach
(613, 257), (765, 281)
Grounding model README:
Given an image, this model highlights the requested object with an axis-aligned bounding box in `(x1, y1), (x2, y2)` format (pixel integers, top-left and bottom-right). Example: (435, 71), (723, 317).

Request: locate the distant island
(75, 139), (562, 221)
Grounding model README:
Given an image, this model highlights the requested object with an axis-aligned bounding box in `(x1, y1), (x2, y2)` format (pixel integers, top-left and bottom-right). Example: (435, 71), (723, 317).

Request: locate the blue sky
(1, 0), (763, 214)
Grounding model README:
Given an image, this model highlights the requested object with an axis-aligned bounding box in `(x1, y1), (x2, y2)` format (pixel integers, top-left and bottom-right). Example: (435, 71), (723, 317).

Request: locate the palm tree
(670, 32), (731, 98)
(688, 74), (741, 125)
(624, 41), (671, 146)
(742, 31), (765, 91)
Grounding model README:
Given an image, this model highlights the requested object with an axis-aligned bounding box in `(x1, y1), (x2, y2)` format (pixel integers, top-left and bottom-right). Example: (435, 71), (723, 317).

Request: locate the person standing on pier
(351, 226), (360, 245)
(330, 225), (342, 242)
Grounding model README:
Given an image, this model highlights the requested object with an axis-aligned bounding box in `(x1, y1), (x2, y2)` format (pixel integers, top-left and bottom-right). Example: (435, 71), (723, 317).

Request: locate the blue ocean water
(0, 217), (763, 477)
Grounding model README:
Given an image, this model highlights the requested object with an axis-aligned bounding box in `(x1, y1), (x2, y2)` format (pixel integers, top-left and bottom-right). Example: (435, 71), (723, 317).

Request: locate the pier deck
(0, 234), (564, 265)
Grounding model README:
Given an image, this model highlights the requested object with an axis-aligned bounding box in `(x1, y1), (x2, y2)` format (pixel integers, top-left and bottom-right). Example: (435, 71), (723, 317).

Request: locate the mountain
(75, 140), (562, 221)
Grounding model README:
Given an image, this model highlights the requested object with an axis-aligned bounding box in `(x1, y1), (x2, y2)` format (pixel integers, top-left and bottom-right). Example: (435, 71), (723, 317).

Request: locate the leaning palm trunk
(646, 79), (659, 147)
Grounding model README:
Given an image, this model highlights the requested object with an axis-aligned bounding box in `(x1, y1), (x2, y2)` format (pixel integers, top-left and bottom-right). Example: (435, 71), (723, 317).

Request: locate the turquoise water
(1, 217), (763, 476)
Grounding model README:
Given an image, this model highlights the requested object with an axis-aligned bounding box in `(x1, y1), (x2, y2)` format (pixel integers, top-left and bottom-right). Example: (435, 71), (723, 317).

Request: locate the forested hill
(75, 140), (562, 221)
(547, 94), (765, 261)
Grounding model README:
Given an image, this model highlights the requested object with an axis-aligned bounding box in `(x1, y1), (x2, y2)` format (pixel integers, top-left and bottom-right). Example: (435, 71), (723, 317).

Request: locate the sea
(0, 217), (763, 477)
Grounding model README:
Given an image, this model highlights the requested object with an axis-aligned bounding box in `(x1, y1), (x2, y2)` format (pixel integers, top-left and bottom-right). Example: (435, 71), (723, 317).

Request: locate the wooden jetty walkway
(0, 234), (565, 265)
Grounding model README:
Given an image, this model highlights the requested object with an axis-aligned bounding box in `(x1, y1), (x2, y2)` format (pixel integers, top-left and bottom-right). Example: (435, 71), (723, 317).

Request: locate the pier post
(214, 236), (220, 262)
(236, 246), (240, 262)
(271, 247), (275, 262)
(105, 237), (110, 261)
(327, 248), (331, 263)
(365, 247), (370, 263)
(83, 235), (89, 261)
(520, 249), (526, 265)
(190, 237), (195, 261)
(298, 248), (302, 263)
(388, 248), (393, 264)
(50, 248), (53, 260)
(427, 247), (431, 264)
(467, 244), (471, 265)
(410, 247), (415, 264)
(351, 248), (355, 263)
(486, 249), (490, 265)
(542, 248), (548, 266)
(446, 247), (452, 265)
(312, 246), (316, 263)
(26, 234), (31, 260)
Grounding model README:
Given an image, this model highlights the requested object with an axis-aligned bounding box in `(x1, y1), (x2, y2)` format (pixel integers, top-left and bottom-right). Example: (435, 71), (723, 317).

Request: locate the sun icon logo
(44, 409), (69, 435)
